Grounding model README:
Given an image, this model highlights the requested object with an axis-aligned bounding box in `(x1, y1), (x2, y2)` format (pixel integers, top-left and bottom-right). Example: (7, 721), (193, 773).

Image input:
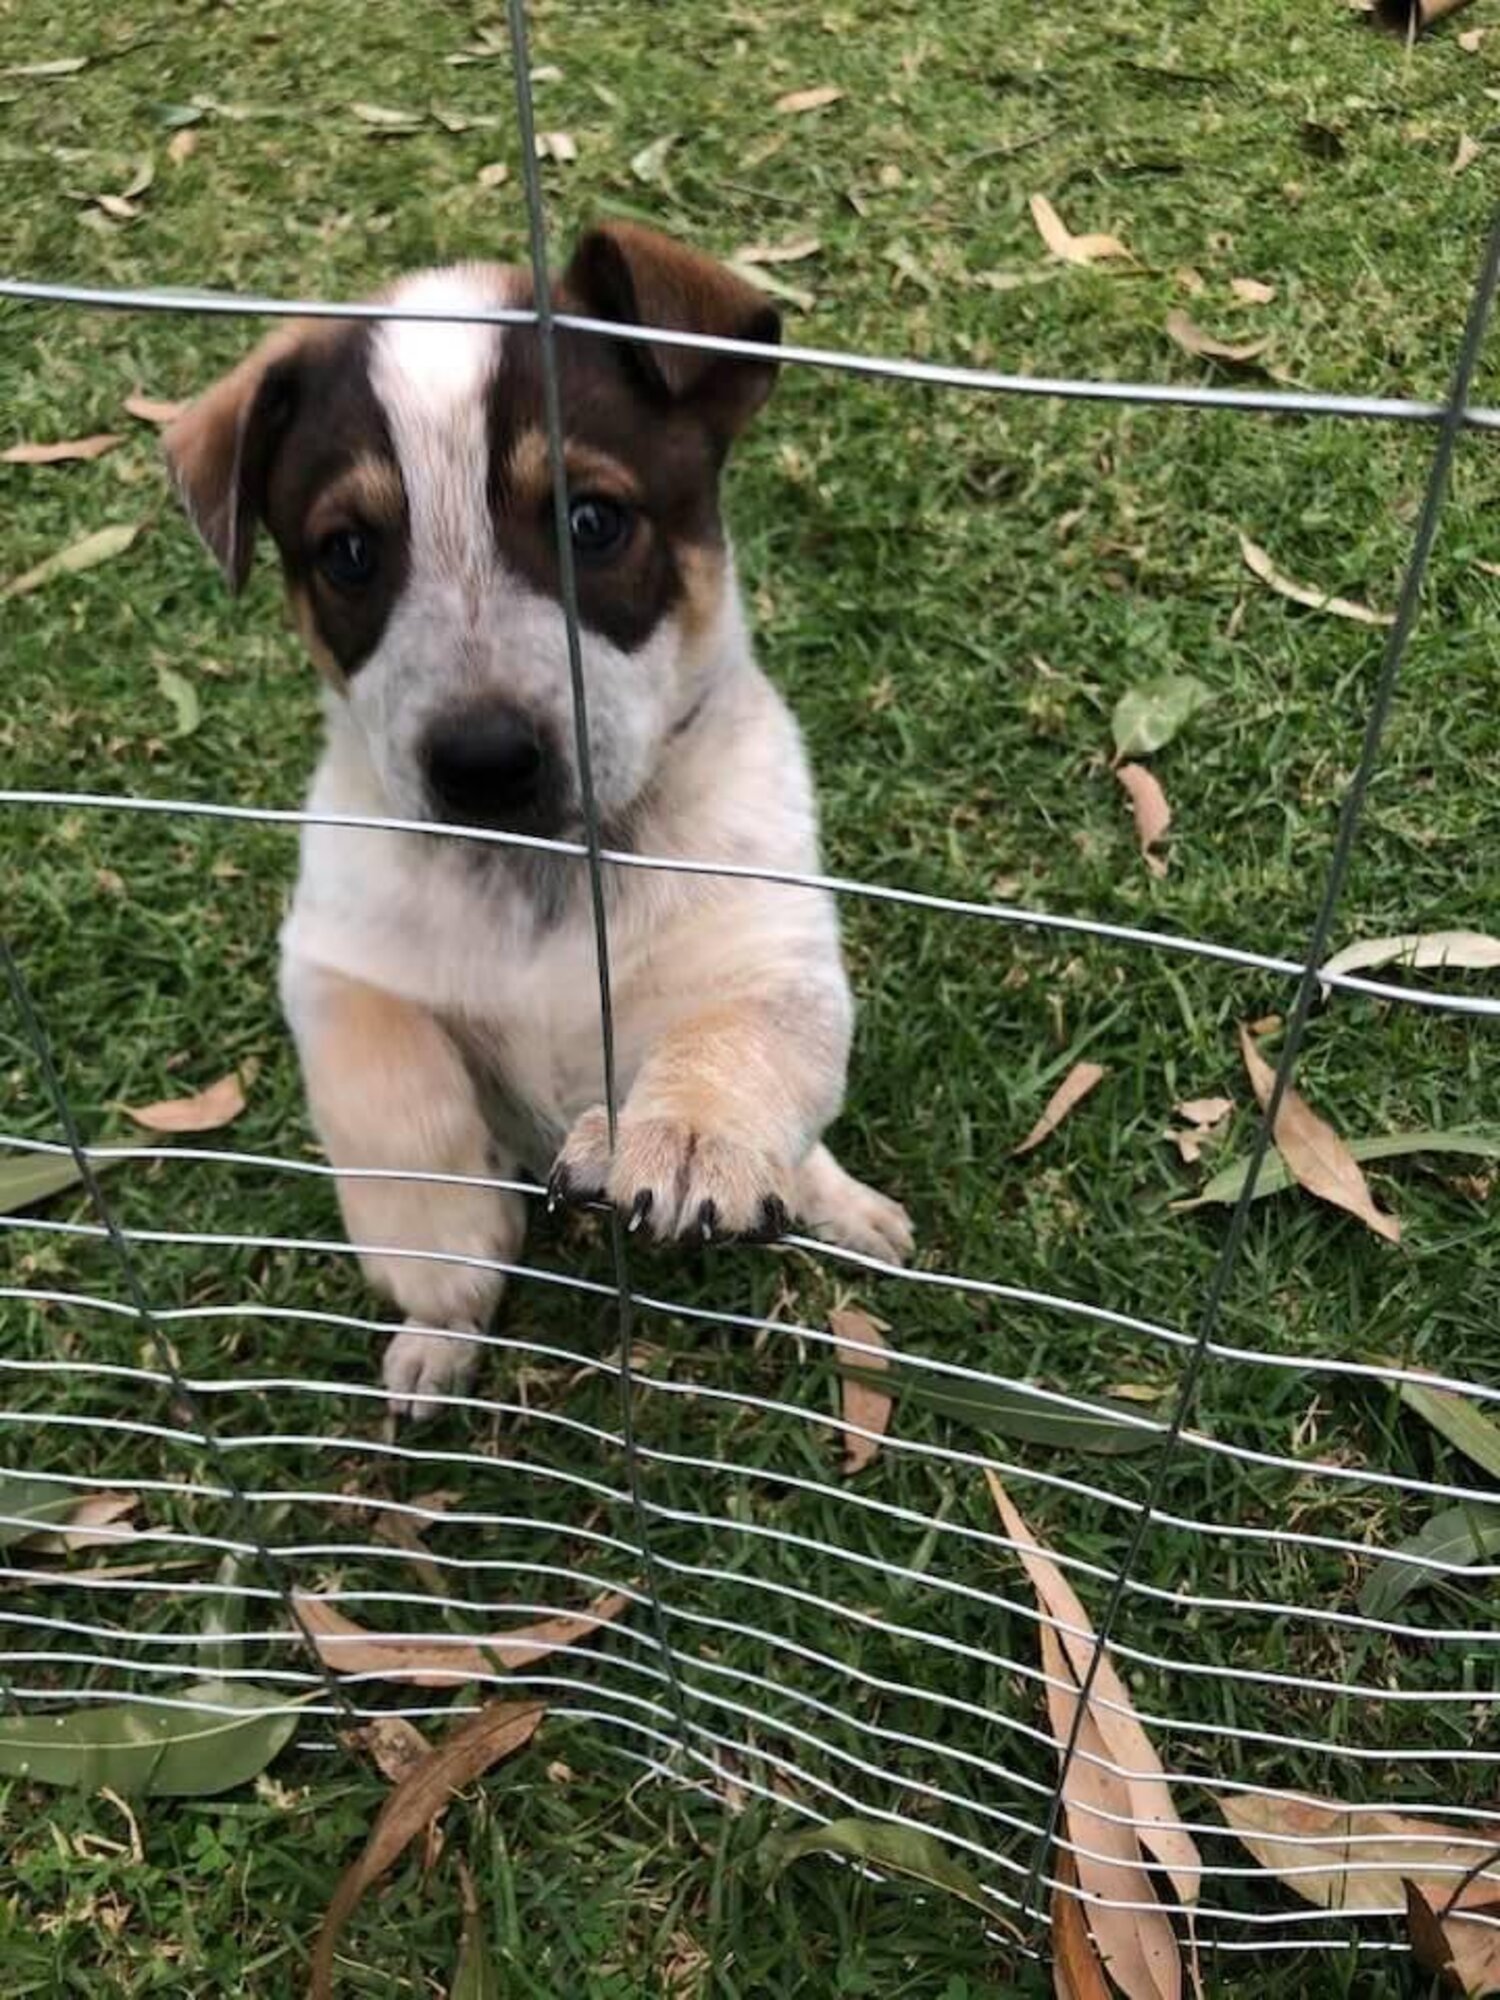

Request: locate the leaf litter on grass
(1014, 1062), (1107, 1155)
(1234, 1024), (1400, 1242)
(829, 1304), (891, 1473)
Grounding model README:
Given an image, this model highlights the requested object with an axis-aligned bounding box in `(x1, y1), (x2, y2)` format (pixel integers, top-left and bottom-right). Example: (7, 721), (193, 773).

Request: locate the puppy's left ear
(563, 221), (781, 443)
(162, 324), (307, 593)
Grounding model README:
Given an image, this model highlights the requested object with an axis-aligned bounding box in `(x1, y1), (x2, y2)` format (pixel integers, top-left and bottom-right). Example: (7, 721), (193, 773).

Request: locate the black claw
(758, 1194), (790, 1242)
(546, 1164), (572, 1215)
(628, 1188), (654, 1234)
(698, 1199), (720, 1243)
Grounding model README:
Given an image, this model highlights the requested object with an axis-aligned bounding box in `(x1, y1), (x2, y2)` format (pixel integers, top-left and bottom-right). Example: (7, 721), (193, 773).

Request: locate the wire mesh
(4, 3), (1500, 1985)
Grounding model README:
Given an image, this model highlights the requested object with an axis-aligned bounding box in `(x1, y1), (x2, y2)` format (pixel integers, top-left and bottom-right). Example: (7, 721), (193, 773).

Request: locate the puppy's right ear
(162, 325), (306, 594)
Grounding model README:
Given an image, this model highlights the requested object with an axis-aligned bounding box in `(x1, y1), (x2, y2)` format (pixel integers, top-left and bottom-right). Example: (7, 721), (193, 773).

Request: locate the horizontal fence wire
(3, 14), (1500, 1976)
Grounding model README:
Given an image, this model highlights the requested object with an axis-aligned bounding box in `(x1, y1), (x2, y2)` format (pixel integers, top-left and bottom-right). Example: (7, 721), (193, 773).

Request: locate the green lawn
(2, 2), (1500, 1993)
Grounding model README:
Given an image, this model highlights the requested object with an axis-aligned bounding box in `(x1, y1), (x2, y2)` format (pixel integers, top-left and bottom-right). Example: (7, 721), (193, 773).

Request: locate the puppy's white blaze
(370, 267), (509, 585)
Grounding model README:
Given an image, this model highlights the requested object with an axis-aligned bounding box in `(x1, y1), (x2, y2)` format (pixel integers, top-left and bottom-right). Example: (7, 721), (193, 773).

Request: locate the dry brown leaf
(774, 85), (844, 113)
(1115, 764), (1171, 878)
(1221, 1792), (1500, 1915)
(1177, 1097), (1234, 1129)
(1238, 532), (1396, 627)
(309, 1701), (543, 2000)
(1237, 1025), (1400, 1242)
(1013, 1062), (1108, 1156)
(1458, 26), (1486, 48)
(1029, 193), (1131, 267)
(1230, 277), (1276, 305)
(986, 1471), (1202, 1905)
(167, 129), (198, 166)
(534, 130), (577, 162)
(372, 1509), (448, 1597)
(23, 1490), (139, 1554)
(733, 236), (821, 265)
(2, 433), (123, 465)
(1041, 1622), (1182, 2000)
(1174, 266), (1207, 295)
(1052, 1847), (1115, 1999)
(1408, 1882), (1500, 1996)
(1453, 133), (1482, 175)
(1165, 310), (1270, 365)
(830, 1305), (891, 1474)
(476, 160), (510, 188)
(296, 1588), (630, 1684)
(123, 394), (187, 425)
(123, 1067), (250, 1134)
(345, 1715), (433, 1785)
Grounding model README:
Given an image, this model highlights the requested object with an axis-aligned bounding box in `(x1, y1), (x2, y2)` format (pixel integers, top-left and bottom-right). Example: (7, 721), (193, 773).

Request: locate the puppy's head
(164, 223), (779, 835)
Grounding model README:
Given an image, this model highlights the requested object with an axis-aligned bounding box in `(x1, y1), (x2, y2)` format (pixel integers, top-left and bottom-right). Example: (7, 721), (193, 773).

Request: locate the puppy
(165, 221), (912, 1415)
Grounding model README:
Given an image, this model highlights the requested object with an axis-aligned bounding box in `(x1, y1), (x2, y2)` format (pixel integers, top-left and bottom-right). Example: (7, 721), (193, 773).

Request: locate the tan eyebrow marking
(304, 456), (405, 542)
(503, 427), (644, 509)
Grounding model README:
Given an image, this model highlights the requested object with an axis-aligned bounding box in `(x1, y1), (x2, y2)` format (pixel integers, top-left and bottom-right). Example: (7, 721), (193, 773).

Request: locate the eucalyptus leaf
(451, 1888), (501, 1999)
(763, 1816), (1000, 1921)
(1399, 1383), (1500, 1484)
(0, 1476), (79, 1550)
(1359, 1504), (1500, 1620)
(155, 663), (201, 737)
(0, 1682), (300, 1796)
(2, 521), (141, 600)
(1110, 673), (1212, 758)
(839, 1365), (1162, 1456)
(199, 1555), (244, 1674)
(1177, 1127), (1500, 1211)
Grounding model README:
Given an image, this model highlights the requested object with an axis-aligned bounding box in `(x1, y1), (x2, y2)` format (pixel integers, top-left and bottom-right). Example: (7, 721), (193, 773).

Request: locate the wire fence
(3, 3), (1500, 1985)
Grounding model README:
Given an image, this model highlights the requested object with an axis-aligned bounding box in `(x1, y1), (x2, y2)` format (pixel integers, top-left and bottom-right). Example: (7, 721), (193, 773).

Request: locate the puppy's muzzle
(421, 702), (564, 833)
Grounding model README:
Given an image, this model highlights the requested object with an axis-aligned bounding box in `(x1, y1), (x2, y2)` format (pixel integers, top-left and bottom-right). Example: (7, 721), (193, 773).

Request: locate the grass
(1, 0), (1499, 1992)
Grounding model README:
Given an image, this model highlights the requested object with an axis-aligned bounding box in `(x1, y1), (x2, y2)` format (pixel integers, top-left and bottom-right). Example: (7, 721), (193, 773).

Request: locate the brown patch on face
(305, 455), (405, 545)
(289, 583), (345, 689)
(502, 429), (645, 515)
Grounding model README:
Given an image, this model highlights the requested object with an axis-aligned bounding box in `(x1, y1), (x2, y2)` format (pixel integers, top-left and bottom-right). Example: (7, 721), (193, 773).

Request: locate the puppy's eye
(316, 527), (378, 589)
(568, 495), (633, 564)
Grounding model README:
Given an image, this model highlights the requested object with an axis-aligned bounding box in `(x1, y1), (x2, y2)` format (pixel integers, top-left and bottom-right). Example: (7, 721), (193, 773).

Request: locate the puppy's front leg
(281, 961), (524, 1416)
(553, 991), (845, 1243)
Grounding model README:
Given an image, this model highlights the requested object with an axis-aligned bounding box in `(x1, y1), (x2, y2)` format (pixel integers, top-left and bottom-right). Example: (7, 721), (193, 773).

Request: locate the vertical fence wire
(502, 0), (693, 1753)
(1018, 204), (1500, 1933)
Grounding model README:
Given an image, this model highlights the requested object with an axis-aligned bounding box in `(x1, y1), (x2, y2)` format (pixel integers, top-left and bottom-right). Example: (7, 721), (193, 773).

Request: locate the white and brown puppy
(165, 221), (912, 1415)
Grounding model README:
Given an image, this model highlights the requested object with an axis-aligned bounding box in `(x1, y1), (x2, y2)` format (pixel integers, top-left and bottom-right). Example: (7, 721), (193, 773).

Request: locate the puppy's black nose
(421, 703), (552, 827)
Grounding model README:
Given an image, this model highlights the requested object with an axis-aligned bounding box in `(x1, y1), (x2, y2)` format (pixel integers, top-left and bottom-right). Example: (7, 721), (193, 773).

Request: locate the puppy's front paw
(812, 1181), (915, 1265)
(382, 1322), (482, 1420)
(551, 1105), (791, 1244)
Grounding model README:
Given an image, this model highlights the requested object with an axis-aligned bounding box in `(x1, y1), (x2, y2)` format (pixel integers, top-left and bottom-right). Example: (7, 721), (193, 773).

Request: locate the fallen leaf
(155, 664), (201, 738)
(295, 1588), (630, 1684)
(1165, 310), (1270, 365)
(346, 1715), (433, 1785)
(1116, 763), (1172, 878)
(1052, 1847), (1114, 1999)
(0, 1683), (299, 1796)
(0, 1151), (122, 1215)
(1452, 133), (1482, 175)
(1249, 1013), (1283, 1036)
(22, 1491), (138, 1554)
(1359, 1503), (1500, 1620)
(3, 521), (141, 600)
(476, 160), (510, 189)
(1399, 1381), (1500, 1482)
(1407, 1881), (1500, 1996)
(167, 128), (198, 165)
(1028, 193), (1132, 267)
(1220, 1793), (1500, 1914)
(1, 433), (123, 465)
(95, 193), (141, 222)
(734, 236), (821, 265)
(123, 1069), (248, 1134)
(1013, 1062), (1108, 1156)
(534, 130), (577, 162)
(629, 133), (677, 183)
(774, 85), (844, 114)
(1237, 1025), (1400, 1242)
(1111, 674), (1212, 758)
(123, 394), (187, 424)
(350, 101), (424, 130)
(829, 1307), (891, 1473)
(839, 1365), (1162, 1456)
(1320, 929), (1500, 996)
(725, 260), (816, 312)
(1175, 1125), (1500, 1211)
(763, 1817), (1006, 1923)
(1230, 277), (1276, 304)
(986, 1471), (1202, 1905)
(1, 56), (89, 78)
(310, 1703), (544, 2000)
(1175, 266), (1207, 294)
(1041, 1621), (1183, 2000)
(1177, 1097), (1235, 1129)
(1459, 26), (1486, 50)
(1238, 532), (1395, 627)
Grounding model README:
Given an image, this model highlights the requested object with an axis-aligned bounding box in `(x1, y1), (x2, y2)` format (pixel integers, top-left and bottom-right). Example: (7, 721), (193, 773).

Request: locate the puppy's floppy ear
(563, 221), (781, 441)
(162, 324), (307, 593)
